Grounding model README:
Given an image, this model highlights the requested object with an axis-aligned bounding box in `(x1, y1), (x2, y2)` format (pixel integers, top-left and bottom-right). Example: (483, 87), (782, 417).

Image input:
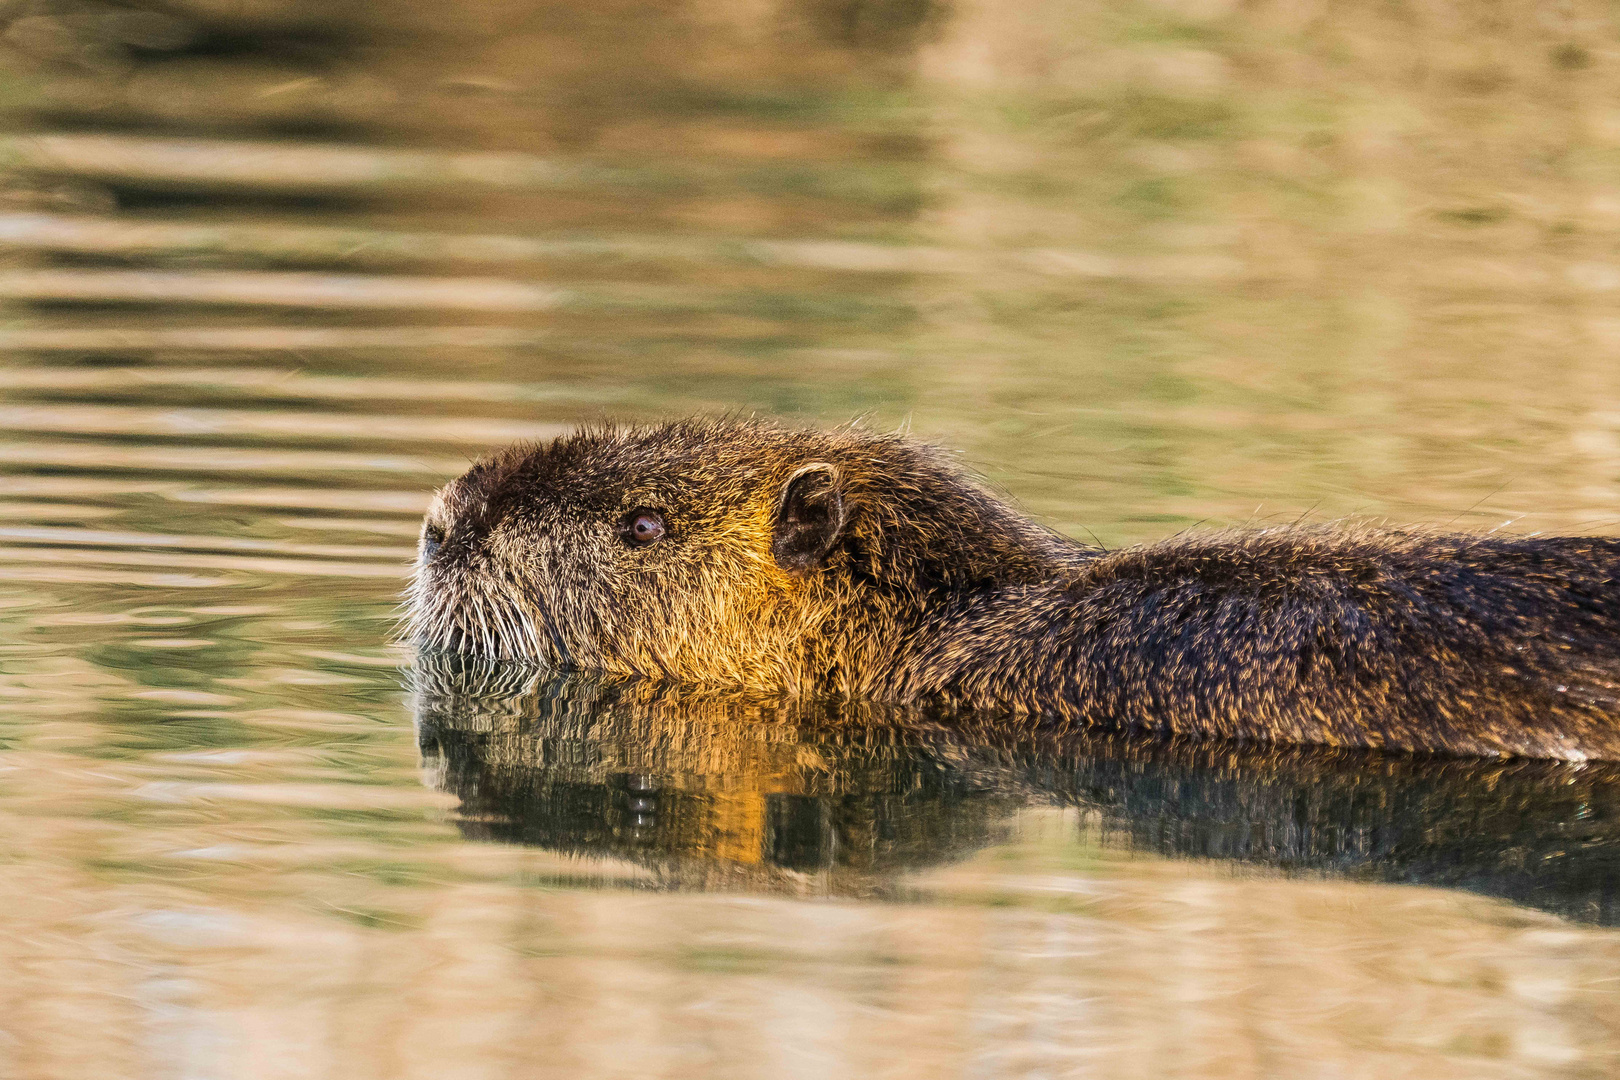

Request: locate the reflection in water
(413, 653), (1620, 924)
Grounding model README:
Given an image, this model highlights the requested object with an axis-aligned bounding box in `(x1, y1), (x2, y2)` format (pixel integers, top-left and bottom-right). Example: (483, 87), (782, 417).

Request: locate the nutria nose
(457, 497), (500, 544)
(435, 454), (534, 556)
(421, 522), (445, 559)
(429, 496), (508, 561)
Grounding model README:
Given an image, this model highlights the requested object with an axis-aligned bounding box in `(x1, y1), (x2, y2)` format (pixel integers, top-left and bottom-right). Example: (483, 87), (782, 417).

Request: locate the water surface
(3, 0), (1620, 1076)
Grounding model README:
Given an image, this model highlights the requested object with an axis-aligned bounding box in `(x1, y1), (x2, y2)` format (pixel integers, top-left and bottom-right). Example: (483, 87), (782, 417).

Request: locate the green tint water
(2, 0), (1620, 1076)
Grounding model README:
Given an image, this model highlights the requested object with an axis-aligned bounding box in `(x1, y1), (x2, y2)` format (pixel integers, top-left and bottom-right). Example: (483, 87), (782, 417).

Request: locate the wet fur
(406, 418), (1620, 760)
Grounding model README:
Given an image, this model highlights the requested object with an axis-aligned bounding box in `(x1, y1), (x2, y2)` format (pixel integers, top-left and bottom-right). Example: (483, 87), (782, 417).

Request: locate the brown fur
(405, 417), (1620, 760)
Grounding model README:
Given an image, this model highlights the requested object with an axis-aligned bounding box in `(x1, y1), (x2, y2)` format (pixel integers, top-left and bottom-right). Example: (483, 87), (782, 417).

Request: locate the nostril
(421, 522), (445, 559)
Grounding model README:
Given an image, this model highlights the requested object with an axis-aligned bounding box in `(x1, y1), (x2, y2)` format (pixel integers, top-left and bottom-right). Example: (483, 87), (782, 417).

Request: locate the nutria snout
(405, 417), (1620, 760)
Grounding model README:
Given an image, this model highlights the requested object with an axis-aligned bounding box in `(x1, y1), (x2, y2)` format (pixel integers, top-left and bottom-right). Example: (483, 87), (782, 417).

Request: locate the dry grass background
(6, 0), (1617, 539)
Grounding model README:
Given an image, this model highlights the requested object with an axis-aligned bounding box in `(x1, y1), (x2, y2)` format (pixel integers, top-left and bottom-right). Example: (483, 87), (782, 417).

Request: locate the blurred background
(3, 1), (1620, 1077)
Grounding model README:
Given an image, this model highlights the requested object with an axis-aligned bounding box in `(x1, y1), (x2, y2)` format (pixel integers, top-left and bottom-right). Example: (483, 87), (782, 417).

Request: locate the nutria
(404, 417), (1620, 760)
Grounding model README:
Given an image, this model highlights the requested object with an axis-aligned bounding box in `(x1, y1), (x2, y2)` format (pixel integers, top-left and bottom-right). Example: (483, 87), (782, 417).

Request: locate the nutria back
(405, 417), (1620, 760)
(907, 528), (1620, 759)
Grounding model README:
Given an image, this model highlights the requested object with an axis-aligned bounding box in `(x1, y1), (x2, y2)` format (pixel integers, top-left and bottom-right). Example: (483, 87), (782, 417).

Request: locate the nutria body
(406, 418), (1620, 760)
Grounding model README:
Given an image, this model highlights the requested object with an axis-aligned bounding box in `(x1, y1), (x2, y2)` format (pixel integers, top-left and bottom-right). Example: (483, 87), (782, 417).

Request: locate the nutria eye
(421, 522), (445, 557)
(620, 509), (667, 546)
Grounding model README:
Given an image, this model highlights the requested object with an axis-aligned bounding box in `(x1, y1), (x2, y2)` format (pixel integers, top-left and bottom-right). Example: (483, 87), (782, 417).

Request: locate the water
(3, 0), (1620, 1076)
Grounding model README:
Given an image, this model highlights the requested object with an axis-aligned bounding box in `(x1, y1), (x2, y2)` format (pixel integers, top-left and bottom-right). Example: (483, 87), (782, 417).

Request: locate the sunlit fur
(405, 417), (1620, 760)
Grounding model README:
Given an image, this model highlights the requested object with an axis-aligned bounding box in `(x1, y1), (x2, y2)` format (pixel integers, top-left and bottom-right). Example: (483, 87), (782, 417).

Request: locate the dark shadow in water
(411, 652), (1620, 923)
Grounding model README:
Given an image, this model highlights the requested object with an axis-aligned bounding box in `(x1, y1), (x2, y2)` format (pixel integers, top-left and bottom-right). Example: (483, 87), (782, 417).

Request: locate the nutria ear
(772, 463), (846, 572)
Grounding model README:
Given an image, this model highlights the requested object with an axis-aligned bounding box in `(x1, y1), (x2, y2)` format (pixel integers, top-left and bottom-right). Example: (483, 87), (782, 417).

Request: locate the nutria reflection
(412, 653), (1620, 923)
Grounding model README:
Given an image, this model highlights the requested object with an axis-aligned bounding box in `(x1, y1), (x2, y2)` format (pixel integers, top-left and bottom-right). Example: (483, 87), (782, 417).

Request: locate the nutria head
(404, 418), (1080, 691)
